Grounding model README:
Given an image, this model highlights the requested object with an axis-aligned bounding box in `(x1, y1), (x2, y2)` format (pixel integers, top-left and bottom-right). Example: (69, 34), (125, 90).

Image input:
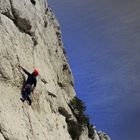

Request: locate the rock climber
(19, 65), (39, 105)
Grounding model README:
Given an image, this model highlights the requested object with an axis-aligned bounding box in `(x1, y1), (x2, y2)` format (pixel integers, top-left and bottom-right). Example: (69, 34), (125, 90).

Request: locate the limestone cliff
(0, 0), (110, 140)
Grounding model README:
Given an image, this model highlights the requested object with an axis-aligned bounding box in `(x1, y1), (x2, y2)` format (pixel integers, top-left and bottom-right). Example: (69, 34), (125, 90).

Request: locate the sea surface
(49, 0), (140, 140)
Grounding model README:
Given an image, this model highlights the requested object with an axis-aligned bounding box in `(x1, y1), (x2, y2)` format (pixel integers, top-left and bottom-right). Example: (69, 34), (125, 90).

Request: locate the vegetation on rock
(68, 96), (95, 140)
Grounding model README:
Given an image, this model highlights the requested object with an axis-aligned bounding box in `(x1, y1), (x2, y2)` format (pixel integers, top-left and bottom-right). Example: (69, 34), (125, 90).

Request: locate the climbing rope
(32, 5), (38, 69)
(32, 44), (36, 68)
(22, 106), (35, 139)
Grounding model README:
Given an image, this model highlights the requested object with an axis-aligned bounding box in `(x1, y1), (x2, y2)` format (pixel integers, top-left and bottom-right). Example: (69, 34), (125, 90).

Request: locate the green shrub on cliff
(68, 96), (95, 140)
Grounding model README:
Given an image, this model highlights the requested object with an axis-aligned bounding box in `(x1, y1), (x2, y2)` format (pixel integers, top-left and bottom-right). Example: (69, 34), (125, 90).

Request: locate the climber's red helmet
(33, 68), (39, 77)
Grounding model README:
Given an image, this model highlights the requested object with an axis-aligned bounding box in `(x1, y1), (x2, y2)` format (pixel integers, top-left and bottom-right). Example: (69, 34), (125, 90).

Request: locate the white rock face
(79, 127), (92, 140)
(0, 0), (111, 140)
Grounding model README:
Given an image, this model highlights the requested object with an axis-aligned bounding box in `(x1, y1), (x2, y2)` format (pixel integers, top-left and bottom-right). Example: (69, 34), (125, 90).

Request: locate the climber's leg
(20, 97), (25, 102)
(20, 85), (31, 102)
(20, 84), (32, 105)
(27, 94), (32, 105)
(20, 90), (28, 102)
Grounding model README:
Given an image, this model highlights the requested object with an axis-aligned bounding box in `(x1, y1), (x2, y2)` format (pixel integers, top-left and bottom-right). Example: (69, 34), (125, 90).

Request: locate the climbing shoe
(28, 101), (32, 106)
(20, 98), (25, 102)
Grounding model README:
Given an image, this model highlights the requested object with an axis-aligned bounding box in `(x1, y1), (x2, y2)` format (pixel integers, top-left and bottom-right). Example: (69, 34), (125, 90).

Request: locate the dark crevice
(41, 78), (47, 85)
(10, 0), (32, 33)
(0, 128), (9, 140)
(45, 8), (49, 15)
(57, 81), (64, 88)
(1, 6), (30, 35)
(8, 0), (38, 46)
(58, 107), (71, 121)
(1, 9), (38, 47)
(48, 91), (57, 98)
(56, 31), (62, 46)
(32, 36), (38, 46)
(62, 48), (67, 56)
(70, 81), (74, 87)
(63, 64), (68, 71)
(0, 70), (10, 81)
(30, 0), (36, 5)
(44, 20), (48, 28)
(1, 11), (14, 21)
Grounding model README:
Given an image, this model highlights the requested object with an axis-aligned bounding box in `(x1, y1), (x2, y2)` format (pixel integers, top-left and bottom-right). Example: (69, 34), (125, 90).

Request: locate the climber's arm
(19, 65), (30, 75)
(32, 80), (37, 94)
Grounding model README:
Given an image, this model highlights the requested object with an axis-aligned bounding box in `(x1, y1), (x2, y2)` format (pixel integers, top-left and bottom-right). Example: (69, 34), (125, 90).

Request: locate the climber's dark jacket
(22, 68), (37, 88)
